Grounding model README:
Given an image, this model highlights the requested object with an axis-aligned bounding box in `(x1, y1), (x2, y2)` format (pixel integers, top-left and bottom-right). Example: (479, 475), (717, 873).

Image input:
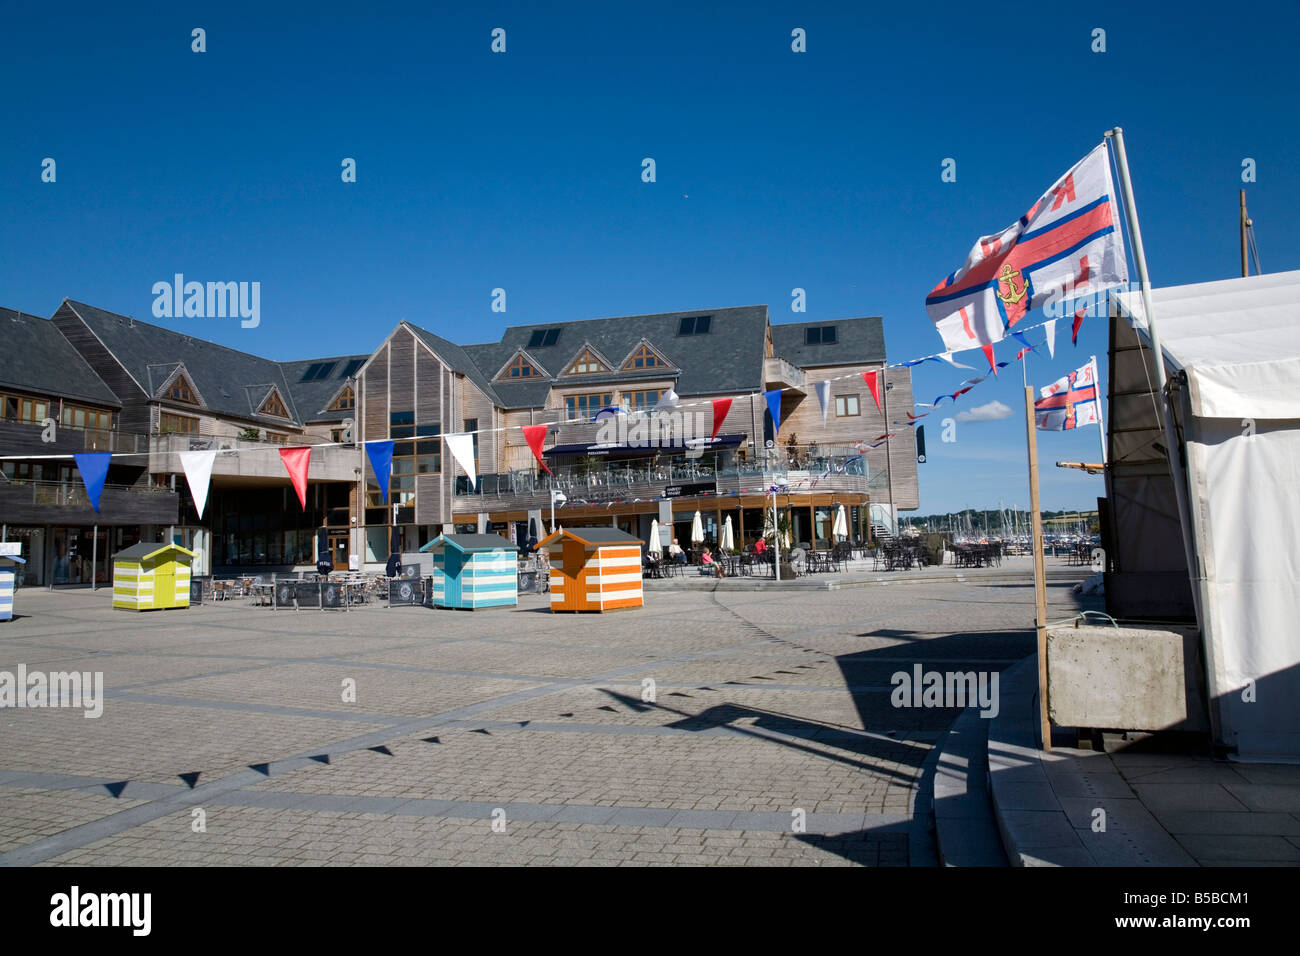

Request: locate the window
(375, 411), (439, 508)
(1, 395), (49, 424)
(328, 386), (355, 411)
(835, 395), (860, 417)
(504, 354), (540, 378)
(264, 432), (290, 444)
(259, 391), (289, 418)
(60, 405), (112, 432)
(677, 315), (712, 336)
(300, 362), (337, 382)
(805, 325), (838, 345)
(622, 389), (664, 411)
(463, 419), (479, 464)
(160, 412), (199, 434)
(169, 375), (198, 404)
(624, 345), (665, 370)
(565, 393), (613, 419)
(568, 348), (608, 375)
(340, 359), (365, 378)
(527, 328), (561, 348)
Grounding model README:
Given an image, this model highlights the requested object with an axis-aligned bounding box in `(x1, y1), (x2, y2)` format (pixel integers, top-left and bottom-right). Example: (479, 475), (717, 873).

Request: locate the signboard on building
(663, 483), (715, 499)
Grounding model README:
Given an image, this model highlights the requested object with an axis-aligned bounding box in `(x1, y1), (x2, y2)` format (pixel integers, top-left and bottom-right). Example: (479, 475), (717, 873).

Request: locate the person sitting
(668, 538), (687, 564)
(701, 548), (723, 578)
(754, 536), (767, 556)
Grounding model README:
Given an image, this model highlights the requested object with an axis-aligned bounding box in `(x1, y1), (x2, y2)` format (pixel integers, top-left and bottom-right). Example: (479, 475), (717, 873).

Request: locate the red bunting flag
(521, 423), (552, 475)
(861, 370), (883, 413)
(710, 398), (732, 439)
(982, 343), (997, 375)
(279, 447), (312, 510)
(1072, 305), (1086, 345)
(1016, 346), (1031, 361)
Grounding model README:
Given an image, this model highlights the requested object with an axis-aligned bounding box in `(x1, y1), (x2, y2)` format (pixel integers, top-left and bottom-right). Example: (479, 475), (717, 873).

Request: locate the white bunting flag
(1043, 319), (1057, 359)
(444, 433), (477, 490)
(814, 380), (831, 424)
(178, 450), (217, 519)
(939, 351), (975, 370)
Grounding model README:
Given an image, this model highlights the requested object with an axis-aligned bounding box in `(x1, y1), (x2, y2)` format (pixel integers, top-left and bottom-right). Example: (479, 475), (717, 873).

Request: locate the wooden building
(421, 533), (517, 609)
(539, 527), (643, 612)
(112, 542), (196, 611)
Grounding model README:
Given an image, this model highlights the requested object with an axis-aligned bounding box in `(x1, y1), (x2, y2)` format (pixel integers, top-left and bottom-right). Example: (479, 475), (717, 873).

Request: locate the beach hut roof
(538, 527), (643, 548)
(113, 542), (196, 561)
(419, 533), (516, 553)
(0, 555), (26, 565)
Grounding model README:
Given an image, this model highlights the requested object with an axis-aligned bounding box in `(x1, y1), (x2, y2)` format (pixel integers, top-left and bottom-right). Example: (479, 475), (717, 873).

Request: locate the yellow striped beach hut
(112, 543), (196, 611)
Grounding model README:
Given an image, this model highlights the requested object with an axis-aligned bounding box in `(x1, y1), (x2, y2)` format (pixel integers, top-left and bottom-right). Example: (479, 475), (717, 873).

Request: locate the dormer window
(568, 348), (608, 375)
(259, 390), (289, 418)
(170, 375), (197, 404)
(504, 354), (540, 378)
(624, 344), (665, 370)
(328, 386), (355, 411)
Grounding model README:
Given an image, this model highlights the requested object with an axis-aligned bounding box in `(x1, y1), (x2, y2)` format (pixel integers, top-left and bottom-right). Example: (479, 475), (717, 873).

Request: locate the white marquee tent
(1112, 270), (1300, 761)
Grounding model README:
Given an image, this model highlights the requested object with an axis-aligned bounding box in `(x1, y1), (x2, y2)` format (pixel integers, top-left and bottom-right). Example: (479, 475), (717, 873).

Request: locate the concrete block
(1046, 624), (1207, 732)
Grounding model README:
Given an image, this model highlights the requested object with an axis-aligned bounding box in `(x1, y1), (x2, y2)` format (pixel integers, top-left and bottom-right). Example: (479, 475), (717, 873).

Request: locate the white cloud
(955, 400), (1014, 423)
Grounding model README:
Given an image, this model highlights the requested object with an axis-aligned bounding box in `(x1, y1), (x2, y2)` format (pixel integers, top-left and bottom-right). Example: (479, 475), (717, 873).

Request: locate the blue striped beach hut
(0, 543), (26, 622)
(420, 534), (518, 610)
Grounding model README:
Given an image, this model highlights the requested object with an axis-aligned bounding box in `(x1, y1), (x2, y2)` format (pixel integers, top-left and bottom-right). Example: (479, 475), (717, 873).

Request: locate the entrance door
(562, 540), (587, 611)
(154, 565), (175, 609)
(328, 534), (349, 571)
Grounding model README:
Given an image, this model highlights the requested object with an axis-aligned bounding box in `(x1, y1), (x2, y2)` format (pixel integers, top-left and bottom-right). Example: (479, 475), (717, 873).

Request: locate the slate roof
(112, 542), (195, 561)
(278, 355), (369, 423)
(63, 301), (366, 425)
(541, 527), (643, 546)
(770, 316), (886, 368)
(0, 308), (120, 407)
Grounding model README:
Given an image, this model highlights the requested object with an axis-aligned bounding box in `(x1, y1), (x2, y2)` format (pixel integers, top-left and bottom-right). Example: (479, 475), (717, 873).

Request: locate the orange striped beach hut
(538, 527), (643, 612)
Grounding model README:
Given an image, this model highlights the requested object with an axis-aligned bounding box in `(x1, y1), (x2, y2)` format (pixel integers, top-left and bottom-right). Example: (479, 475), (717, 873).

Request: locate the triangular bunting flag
(279, 447), (312, 510)
(73, 452), (111, 513)
(657, 389), (680, 411)
(1044, 319), (1058, 359)
(365, 440), (395, 503)
(861, 371), (883, 413)
(178, 450), (217, 519)
(814, 380), (831, 424)
(521, 423), (552, 475)
(710, 398), (732, 440)
(981, 343), (997, 375)
(1072, 306), (1086, 345)
(764, 389), (783, 437)
(1016, 347), (1031, 361)
(939, 351), (975, 370)
(444, 433), (477, 490)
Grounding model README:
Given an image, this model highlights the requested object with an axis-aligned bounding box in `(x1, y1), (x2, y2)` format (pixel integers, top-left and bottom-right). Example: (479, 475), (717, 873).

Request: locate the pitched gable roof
(63, 300), (302, 425)
(278, 355), (368, 422)
(406, 323), (502, 405)
(0, 307), (119, 406)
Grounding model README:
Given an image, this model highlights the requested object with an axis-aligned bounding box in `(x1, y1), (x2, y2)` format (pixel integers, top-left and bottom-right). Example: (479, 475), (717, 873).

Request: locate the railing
(1, 478), (175, 508)
(455, 449), (877, 501)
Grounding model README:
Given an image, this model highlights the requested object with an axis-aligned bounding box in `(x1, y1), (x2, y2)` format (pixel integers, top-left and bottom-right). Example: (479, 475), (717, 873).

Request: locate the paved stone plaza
(0, 576), (1091, 866)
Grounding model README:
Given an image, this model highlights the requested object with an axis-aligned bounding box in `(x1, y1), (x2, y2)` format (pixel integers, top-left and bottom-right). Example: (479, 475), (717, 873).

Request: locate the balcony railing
(455, 447), (880, 504)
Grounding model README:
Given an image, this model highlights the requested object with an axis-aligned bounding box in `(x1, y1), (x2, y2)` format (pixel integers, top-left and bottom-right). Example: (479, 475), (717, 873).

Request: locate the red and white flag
(1035, 358), (1101, 431)
(926, 142), (1128, 352)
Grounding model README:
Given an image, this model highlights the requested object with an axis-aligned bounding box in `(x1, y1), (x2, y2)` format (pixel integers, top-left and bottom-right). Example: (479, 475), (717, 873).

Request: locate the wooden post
(737, 504), (745, 549)
(808, 504), (816, 550)
(1024, 386), (1051, 751)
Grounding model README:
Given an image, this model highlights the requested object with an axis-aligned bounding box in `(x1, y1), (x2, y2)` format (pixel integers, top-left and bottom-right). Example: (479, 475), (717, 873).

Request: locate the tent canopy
(1110, 270), (1300, 762)
(1116, 269), (1300, 419)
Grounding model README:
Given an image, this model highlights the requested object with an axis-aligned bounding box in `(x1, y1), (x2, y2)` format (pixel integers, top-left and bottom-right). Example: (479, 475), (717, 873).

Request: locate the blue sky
(3, 1), (1297, 513)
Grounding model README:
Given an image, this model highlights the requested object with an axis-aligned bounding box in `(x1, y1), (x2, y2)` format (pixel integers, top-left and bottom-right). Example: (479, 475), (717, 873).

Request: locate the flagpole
(1024, 386), (1051, 750)
(1106, 129), (1201, 621)
(1091, 354), (1108, 466)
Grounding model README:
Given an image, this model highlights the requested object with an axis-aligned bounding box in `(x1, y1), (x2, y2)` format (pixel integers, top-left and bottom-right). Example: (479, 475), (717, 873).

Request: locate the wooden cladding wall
(362, 343), (389, 440)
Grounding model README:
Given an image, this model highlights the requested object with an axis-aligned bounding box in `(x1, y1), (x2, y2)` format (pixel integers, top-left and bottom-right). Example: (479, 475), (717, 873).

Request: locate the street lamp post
(770, 476), (788, 582)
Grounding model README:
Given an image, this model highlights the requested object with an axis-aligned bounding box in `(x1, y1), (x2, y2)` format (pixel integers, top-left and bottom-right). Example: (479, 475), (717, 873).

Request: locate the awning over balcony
(547, 434), (746, 457)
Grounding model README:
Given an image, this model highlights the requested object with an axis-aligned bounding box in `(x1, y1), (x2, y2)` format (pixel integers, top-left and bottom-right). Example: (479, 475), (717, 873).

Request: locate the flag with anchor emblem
(926, 142), (1128, 352)
(1034, 358), (1101, 431)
